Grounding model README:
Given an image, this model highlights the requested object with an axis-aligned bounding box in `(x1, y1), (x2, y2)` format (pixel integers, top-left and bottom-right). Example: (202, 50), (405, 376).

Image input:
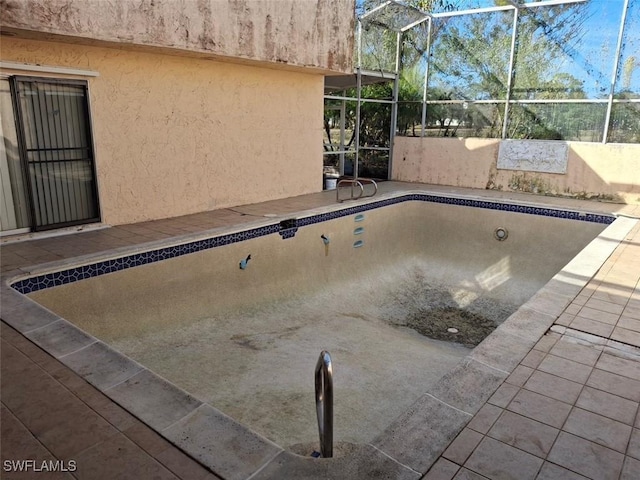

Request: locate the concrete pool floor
(109, 273), (472, 448)
(1, 182), (640, 479)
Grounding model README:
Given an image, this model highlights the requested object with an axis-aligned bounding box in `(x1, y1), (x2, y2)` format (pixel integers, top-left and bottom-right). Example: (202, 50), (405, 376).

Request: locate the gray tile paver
(507, 389), (572, 428)
(590, 288), (630, 306)
(466, 404), (503, 435)
(25, 319), (96, 358)
(372, 393), (472, 473)
(73, 433), (179, 480)
(533, 332), (561, 353)
(536, 354), (593, 384)
(620, 455), (640, 480)
(155, 445), (216, 480)
(59, 341), (144, 390)
(561, 327), (608, 347)
(624, 303), (640, 321)
(586, 368), (640, 402)
(536, 462), (589, 480)
(547, 432), (624, 480)
(453, 468), (490, 480)
(1, 341), (119, 460)
(596, 352), (640, 382)
(443, 429), (484, 465)
(487, 383), (520, 408)
(583, 298), (625, 315)
(611, 326), (640, 348)
(487, 410), (558, 458)
(424, 458), (461, 480)
(505, 365), (534, 387)
(521, 349), (546, 369)
(523, 370), (583, 404)
(426, 359), (509, 414)
(571, 294), (590, 307)
(628, 428), (640, 460)
(250, 445), (420, 480)
(555, 312), (574, 326)
(162, 404), (282, 480)
(569, 316), (615, 338)
(563, 407), (632, 453)
(106, 369), (202, 431)
(548, 337), (602, 366)
(0, 404), (76, 480)
(123, 421), (174, 457)
(564, 304), (582, 315)
(578, 308), (620, 325)
(464, 437), (543, 480)
(619, 316), (640, 332)
(576, 386), (639, 425)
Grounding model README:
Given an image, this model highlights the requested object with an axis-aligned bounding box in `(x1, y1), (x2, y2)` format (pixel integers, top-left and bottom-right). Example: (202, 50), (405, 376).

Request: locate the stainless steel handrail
(336, 178), (364, 202)
(315, 350), (333, 458)
(359, 177), (378, 197)
(336, 177), (378, 202)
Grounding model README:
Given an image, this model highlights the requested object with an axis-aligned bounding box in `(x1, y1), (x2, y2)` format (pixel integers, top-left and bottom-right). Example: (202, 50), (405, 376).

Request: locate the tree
(424, 2), (594, 139)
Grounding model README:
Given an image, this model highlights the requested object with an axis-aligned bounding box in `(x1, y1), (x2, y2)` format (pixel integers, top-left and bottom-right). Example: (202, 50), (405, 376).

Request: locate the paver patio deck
(2, 182), (639, 479)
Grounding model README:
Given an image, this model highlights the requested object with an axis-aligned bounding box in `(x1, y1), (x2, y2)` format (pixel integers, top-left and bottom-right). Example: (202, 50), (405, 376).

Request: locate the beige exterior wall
(1, 37), (324, 225)
(1, 0), (355, 74)
(393, 137), (640, 204)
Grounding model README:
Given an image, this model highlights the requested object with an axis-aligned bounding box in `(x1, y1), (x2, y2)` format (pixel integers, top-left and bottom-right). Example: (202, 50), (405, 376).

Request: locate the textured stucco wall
(0, 0), (355, 74)
(1, 37), (323, 225)
(393, 137), (640, 204)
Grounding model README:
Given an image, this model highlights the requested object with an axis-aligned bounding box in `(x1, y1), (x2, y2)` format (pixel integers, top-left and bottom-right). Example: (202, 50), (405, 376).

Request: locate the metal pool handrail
(336, 177), (378, 202)
(337, 178), (364, 202)
(315, 350), (333, 458)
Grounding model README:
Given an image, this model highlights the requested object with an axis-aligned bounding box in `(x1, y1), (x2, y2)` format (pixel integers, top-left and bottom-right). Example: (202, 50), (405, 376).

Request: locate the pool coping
(1, 189), (637, 479)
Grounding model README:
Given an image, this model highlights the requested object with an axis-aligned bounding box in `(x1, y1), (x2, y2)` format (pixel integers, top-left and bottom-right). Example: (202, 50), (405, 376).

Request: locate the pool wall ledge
(161, 404), (283, 480)
(1, 197), (637, 480)
(249, 444), (422, 479)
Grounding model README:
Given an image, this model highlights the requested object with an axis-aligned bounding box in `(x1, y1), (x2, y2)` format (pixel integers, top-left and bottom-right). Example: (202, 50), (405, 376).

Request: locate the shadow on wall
(392, 137), (640, 205)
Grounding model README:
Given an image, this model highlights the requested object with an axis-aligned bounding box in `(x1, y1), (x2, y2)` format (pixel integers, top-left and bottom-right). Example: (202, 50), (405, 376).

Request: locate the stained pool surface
(5, 188), (634, 479)
(21, 194), (608, 447)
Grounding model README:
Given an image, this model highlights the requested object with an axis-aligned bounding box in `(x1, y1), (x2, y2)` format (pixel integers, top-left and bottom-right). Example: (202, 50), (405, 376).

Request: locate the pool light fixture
(494, 227), (509, 241)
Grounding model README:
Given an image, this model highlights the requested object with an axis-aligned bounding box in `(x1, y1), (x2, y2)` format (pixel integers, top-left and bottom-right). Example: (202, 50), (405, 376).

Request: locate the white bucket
(324, 177), (338, 190)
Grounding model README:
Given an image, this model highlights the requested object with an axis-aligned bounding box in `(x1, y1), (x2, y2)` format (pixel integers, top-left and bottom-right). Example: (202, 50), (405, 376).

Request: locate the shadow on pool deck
(2, 182), (640, 480)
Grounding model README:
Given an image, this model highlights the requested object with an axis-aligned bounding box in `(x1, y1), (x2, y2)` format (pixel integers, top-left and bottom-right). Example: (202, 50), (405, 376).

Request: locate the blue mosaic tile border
(12, 224), (278, 295)
(295, 194), (616, 227)
(278, 227), (299, 239)
(11, 194), (615, 295)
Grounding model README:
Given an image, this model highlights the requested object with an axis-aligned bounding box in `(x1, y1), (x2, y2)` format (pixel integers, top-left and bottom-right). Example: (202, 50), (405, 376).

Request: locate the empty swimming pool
(7, 190), (630, 478)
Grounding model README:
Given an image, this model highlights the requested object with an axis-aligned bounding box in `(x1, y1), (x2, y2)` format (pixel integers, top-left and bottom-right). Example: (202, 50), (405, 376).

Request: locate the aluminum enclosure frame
(323, 0), (634, 181)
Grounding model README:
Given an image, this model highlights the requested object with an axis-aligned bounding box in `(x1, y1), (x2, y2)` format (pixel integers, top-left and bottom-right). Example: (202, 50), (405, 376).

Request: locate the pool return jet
(239, 254), (251, 270)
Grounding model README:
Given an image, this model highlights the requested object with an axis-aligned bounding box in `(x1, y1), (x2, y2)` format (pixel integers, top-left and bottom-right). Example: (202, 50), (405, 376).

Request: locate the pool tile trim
(10, 192), (616, 295)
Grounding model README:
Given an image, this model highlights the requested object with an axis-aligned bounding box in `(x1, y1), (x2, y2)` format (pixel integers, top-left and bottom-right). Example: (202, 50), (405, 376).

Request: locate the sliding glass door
(1, 78), (30, 234)
(3, 77), (100, 232)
